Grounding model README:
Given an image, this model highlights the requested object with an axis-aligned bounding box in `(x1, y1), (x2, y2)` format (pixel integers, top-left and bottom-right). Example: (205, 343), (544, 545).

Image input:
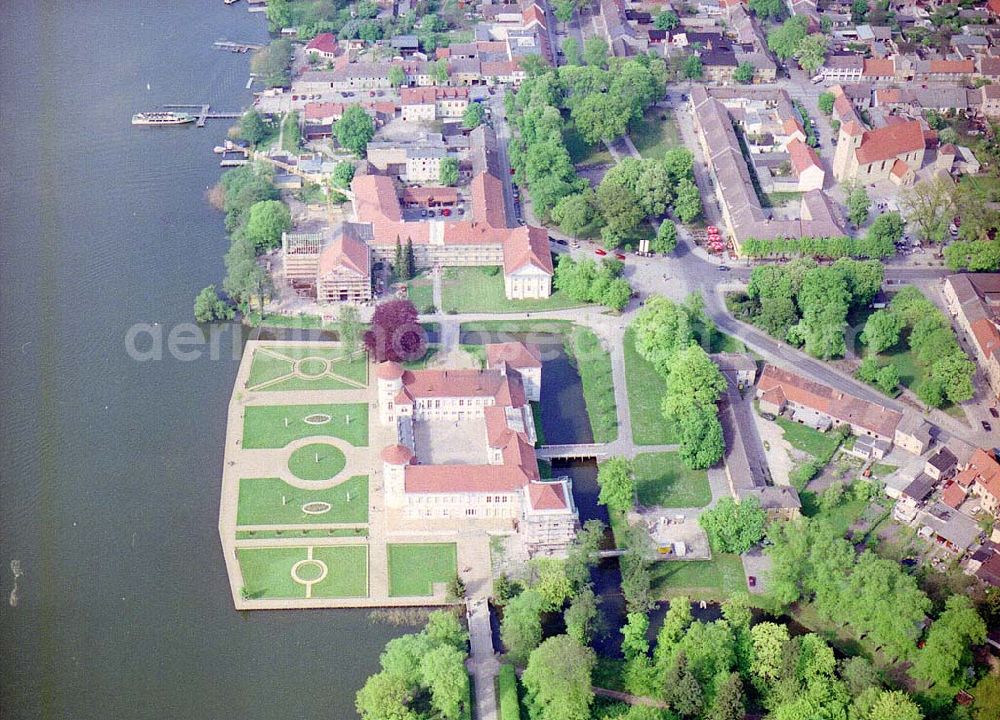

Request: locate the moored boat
(131, 111), (195, 126)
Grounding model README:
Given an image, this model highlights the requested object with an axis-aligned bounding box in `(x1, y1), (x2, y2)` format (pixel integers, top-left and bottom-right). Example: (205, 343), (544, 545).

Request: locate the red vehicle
(510, 167), (516, 175)
(595, 248), (607, 256)
(442, 208), (452, 217)
(748, 576), (757, 588)
(614, 252), (626, 260)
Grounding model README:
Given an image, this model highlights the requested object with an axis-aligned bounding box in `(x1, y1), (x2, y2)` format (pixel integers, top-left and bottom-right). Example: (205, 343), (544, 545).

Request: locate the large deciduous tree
(336, 105), (375, 157)
(365, 299), (426, 362)
(698, 497), (767, 554)
(522, 636), (596, 720)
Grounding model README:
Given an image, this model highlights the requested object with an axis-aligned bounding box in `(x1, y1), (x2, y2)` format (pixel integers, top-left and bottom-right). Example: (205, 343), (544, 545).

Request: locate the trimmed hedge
(498, 663), (521, 720)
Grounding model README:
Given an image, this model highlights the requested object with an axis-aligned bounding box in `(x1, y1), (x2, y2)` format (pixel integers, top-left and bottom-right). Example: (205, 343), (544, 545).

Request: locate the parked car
(615, 252), (626, 260)
(595, 248), (607, 256)
(553, 238), (568, 246)
(428, 210), (435, 217)
(990, 407), (999, 418)
(717, 265), (730, 271)
(761, 412), (776, 421)
(748, 576), (757, 588)
(442, 208), (451, 217)
(420, 209), (427, 217)
(706, 226), (719, 234)
(983, 421), (993, 432)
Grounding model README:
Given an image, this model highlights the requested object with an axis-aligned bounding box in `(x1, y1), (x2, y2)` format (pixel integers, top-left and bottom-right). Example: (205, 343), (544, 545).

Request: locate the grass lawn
(287, 442), (347, 481)
(236, 528), (368, 540)
(387, 543), (458, 597)
(564, 124), (614, 168)
(236, 475), (369, 525)
(650, 554), (746, 602)
(775, 415), (842, 460)
(259, 313), (335, 330)
(440, 266), (588, 314)
(566, 326), (618, 443)
(402, 346), (439, 369)
(247, 345), (368, 391)
(531, 402), (546, 446)
(608, 507), (631, 550)
(242, 403), (368, 448)
(407, 273), (435, 314)
(237, 545), (368, 599)
(800, 493), (869, 538)
(460, 319), (574, 334)
(623, 327), (675, 445)
(630, 107), (681, 160)
(870, 463), (897, 479)
(764, 191), (803, 207)
(634, 452), (711, 508)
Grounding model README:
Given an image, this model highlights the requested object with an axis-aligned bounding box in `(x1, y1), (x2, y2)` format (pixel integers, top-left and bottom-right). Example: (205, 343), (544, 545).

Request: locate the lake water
(0, 3), (414, 718)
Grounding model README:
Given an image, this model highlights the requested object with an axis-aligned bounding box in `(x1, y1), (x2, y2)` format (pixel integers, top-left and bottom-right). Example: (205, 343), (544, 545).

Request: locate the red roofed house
(316, 228), (371, 303)
(504, 226), (554, 299)
(400, 86), (470, 122)
(305, 33), (339, 61)
(961, 449), (1000, 518)
(757, 364), (903, 444)
(943, 273), (1000, 400)
(786, 138), (825, 191)
(376, 345), (579, 554)
(833, 119), (925, 184)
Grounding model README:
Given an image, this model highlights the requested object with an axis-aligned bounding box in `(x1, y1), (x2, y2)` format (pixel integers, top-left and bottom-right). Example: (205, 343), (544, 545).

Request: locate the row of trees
(553, 256), (632, 311)
(355, 611), (471, 720)
(860, 286), (975, 407)
(733, 258), (884, 359)
(739, 228), (899, 260)
(632, 296), (727, 469)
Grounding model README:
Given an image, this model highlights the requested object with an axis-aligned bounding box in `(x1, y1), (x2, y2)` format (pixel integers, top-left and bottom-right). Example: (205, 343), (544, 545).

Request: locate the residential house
(943, 274), (1000, 399)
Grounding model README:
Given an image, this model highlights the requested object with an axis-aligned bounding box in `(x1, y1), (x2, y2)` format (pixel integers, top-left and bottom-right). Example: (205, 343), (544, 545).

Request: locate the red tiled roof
(352, 174), (402, 223)
(306, 33), (338, 55)
(890, 158), (910, 179)
(382, 444), (414, 465)
(929, 59), (974, 75)
(395, 368), (526, 407)
(522, 4), (547, 27)
(503, 226), (554, 274)
(487, 342), (542, 370)
(317, 230), (369, 277)
(470, 172), (509, 230)
(787, 138), (822, 175)
(400, 86), (469, 105)
(405, 464), (532, 493)
(855, 120), (923, 166)
(942, 481), (967, 509)
(304, 102), (345, 121)
(756, 365), (902, 438)
(863, 58), (895, 77)
(970, 318), (1000, 360)
(969, 448), (1000, 501)
(376, 361), (405, 380)
(528, 482), (568, 510)
(401, 186), (460, 206)
(782, 117), (805, 137)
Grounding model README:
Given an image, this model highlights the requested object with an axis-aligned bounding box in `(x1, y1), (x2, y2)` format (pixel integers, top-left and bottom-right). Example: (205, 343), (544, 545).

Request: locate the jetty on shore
(213, 40), (263, 53)
(160, 104), (241, 127)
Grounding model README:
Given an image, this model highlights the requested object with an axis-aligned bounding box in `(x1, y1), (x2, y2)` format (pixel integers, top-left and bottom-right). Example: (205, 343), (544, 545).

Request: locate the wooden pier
(213, 40), (264, 53)
(162, 104), (241, 127)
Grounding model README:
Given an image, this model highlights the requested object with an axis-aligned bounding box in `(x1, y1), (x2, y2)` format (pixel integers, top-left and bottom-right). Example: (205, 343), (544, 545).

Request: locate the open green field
(242, 403), (368, 448)
(460, 319), (574, 334)
(288, 442), (347, 481)
(623, 328), (675, 445)
(406, 273), (435, 314)
(237, 475), (369, 526)
(634, 452), (711, 508)
(247, 345), (368, 391)
(566, 326), (618, 443)
(800, 493), (869, 538)
(775, 415), (842, 459)
(650, 554), (746, 601)
(387, 543), (458, 597)
(237, 545), (368, 599)
(440, 266), (588, 314)
(630, 107), (681, 160)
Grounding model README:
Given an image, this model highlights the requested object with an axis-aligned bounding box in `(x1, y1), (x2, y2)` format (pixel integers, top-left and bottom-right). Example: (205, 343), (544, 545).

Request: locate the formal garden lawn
(633, 452), (711, 508)
(237, 545), (368, 599)
(247, 345), (368, 391)
(440, 266), (588, 314)
(236, 528), (368, 540)
(650, 554), (746, 601)
(387, 543), (457, 597)
(287, 443), (347, 482)
(242, 403), (368, 448)
(624, 328), (676, 445)
(236, 475), (369, 526)
(630, 107), (681, 160)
